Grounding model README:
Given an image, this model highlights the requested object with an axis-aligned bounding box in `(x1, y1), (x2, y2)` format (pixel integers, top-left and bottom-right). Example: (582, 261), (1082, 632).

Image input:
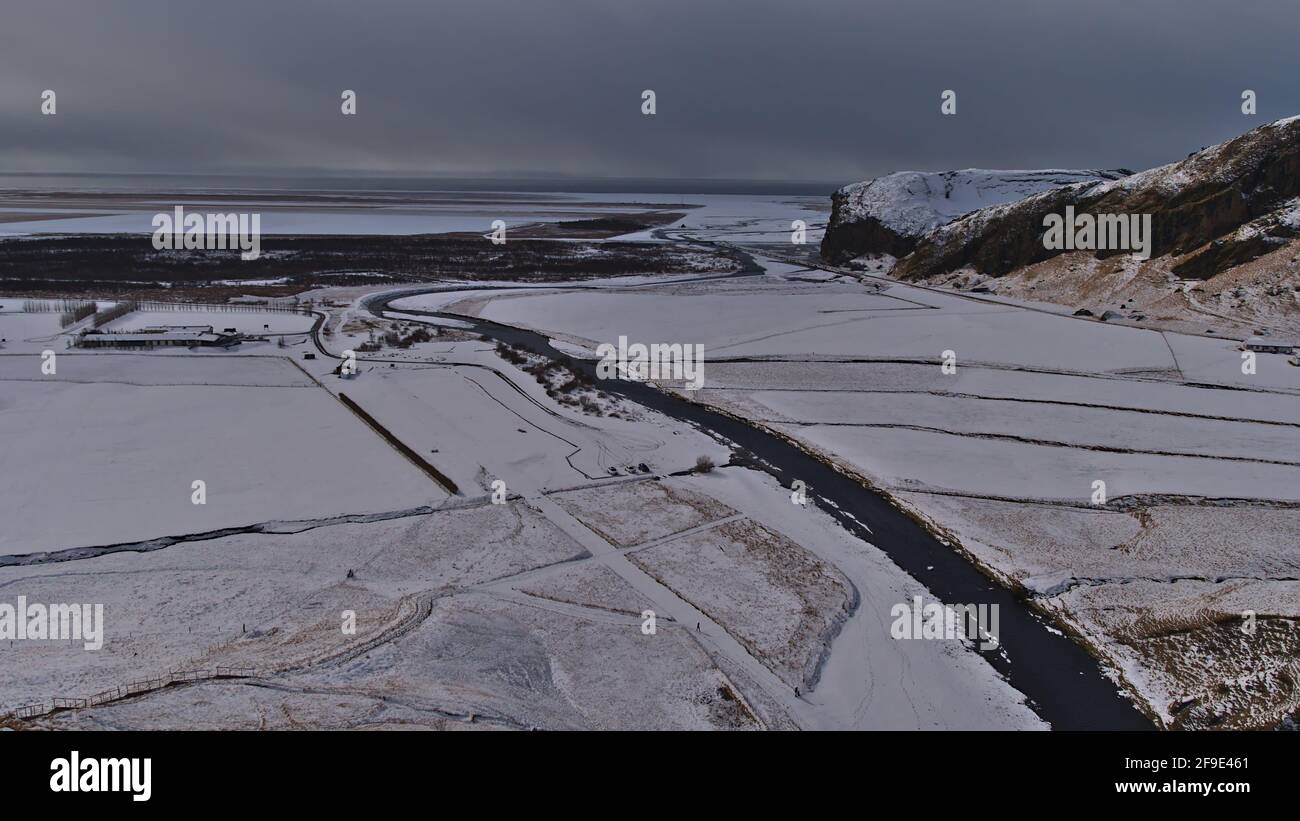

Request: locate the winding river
(365, 287), (1153, 730)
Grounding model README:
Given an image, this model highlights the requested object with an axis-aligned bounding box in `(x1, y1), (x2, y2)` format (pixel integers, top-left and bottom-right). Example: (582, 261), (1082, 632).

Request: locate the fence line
(2, 666), (259, 723)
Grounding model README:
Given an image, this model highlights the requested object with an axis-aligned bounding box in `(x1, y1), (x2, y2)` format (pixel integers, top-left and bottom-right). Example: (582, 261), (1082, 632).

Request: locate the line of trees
(135, 300), (311, 315)
(337, 392), (460, 494)
(59, 302), (97, 328)
(21, 299), (94, 313)
(92, 300), (139, 328)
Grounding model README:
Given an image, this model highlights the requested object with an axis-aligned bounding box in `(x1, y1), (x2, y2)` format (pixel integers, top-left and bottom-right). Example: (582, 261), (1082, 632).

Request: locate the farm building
(1243, 336), (1296, 354)
(76, 326), (240, 349)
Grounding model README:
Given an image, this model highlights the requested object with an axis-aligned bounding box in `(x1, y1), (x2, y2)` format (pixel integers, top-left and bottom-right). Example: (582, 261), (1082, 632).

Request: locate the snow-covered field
(465, 283), (916, 354)
(0, 309), (65, 346)
(0, 355), (442, 554)
(775, 424), (1299, 502)
(443, 250), (1300, 728)
(0, 302), (101, 353)
(5, 192), (1293, 730)
(0, 255), (1043, 729)
(0, 351), (312, 386)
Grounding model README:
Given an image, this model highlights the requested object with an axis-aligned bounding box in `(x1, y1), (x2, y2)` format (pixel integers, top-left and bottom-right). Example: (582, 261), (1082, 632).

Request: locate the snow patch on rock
(831, 169), (1127, 238)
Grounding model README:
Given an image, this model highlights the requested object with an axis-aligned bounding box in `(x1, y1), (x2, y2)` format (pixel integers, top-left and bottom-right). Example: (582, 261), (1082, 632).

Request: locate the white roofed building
(1243, 336), (1296, 354)
(76, 325), (239, 349)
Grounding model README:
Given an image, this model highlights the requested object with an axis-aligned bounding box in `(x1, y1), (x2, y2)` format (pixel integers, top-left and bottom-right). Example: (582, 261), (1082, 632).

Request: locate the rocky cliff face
(819, 169), (1127, 264)
(890, 117), (1300, 282)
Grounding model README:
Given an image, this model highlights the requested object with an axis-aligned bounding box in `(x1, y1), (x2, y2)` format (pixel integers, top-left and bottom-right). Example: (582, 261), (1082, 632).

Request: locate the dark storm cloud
(2, 0), (1298, 185)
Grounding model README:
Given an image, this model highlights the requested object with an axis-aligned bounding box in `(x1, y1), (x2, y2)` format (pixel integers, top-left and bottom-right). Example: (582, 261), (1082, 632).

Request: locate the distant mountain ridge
(891, 116), (1300, 283)
(819, 118), (1300, 336)
(820, 168), (1129, 263)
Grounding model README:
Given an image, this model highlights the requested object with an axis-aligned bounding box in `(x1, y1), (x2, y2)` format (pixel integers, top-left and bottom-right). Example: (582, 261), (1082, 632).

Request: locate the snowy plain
(4, 190), (1293, 730)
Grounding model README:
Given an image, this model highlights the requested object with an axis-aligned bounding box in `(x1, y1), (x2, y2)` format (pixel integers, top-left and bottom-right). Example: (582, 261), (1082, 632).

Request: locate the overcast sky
(3, 0), (1298, 186)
